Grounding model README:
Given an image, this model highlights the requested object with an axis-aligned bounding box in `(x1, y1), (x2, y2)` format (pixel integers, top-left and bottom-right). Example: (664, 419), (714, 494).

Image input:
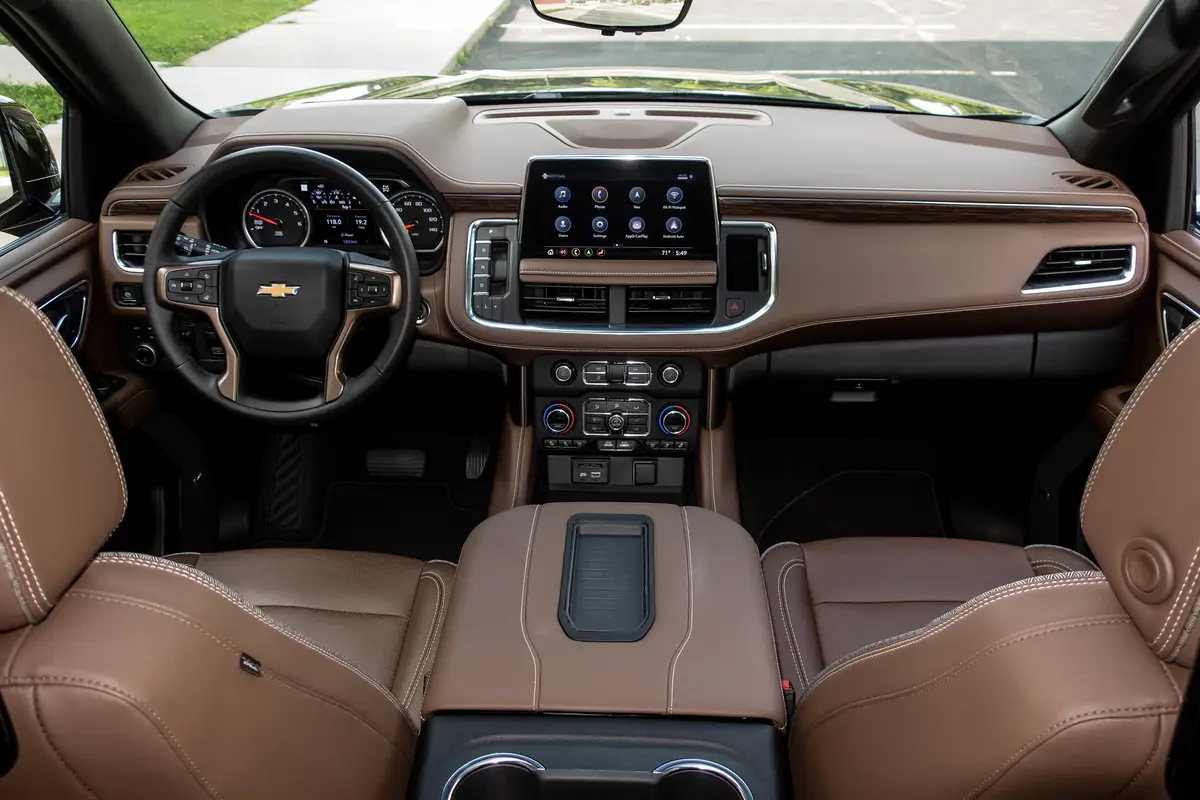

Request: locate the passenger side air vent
(1023, 245), (1134, 292)
(1162, 293), (1200, 345)
(627, 286), (716, 325)
(520, 284), (608, 321)
(125, 164), (187, 183)
(114, 231), (151, 268)
(1056, 172), (1120, 191)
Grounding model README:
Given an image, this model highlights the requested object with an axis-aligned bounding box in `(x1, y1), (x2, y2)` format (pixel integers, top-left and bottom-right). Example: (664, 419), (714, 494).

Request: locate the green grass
(0, 83), (63, 125)
(111, 0), (312, 66)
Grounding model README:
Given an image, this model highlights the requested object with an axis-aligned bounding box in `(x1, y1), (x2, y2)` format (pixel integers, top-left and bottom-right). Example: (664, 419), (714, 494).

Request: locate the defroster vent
(520, 284), (608, 321)
(1023, 245), (1134, 293)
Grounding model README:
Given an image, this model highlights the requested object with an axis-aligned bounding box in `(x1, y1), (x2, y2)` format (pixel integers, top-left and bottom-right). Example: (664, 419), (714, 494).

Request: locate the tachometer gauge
(388, 191), (444, 250)
(243, 189), (310, 248)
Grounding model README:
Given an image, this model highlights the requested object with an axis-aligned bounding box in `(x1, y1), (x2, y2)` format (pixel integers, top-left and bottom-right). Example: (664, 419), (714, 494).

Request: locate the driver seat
(0, 286), (455, 797)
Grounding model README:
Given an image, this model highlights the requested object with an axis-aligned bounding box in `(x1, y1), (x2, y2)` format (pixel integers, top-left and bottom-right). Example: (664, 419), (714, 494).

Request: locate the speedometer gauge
(243, 189), (310, 248)
(388, 191), (444, 250)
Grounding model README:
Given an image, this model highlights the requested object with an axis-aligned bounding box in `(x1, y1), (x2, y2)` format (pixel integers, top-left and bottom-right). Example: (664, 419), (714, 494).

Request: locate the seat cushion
(171, 549), (456, 726)
(762, 538), (1098, 695)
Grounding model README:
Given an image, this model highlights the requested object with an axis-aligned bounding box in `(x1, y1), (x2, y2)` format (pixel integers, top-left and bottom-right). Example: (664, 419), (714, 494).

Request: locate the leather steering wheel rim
(142, 146), (421, 424)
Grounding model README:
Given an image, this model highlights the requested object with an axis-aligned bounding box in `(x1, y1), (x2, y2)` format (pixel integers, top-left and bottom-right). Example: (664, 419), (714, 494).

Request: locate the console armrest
(425, 503), (785, 728)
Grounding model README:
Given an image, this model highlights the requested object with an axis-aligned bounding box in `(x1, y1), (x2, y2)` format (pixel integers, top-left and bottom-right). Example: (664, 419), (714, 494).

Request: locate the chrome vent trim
(113, 230), (151, 273)
(1021, 245), (1136, 295)
(519, 283), (608, 321)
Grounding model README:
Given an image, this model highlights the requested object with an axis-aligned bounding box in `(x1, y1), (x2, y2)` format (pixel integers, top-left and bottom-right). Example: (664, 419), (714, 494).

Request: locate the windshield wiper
(459, 89), (898, 113)
(961, 112), (1046, 124)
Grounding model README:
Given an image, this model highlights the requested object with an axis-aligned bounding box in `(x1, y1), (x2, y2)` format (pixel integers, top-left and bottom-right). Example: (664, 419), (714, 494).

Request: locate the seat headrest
(0, 288), (125, 631)
(1083, 321), (1200, 668)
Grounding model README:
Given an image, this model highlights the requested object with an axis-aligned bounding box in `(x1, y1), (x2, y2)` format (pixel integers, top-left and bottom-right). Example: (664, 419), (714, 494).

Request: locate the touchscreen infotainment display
(520, 157), (718, 261)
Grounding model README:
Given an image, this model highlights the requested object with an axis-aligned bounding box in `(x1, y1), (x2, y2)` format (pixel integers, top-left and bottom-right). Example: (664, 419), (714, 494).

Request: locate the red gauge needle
(405, 223), (417, 229)
(249, 212), (279, 226)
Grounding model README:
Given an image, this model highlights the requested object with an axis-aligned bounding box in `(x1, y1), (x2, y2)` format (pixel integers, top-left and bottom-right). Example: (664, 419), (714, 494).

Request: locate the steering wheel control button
(543, 403), (575, 435)
(629, 217), (646, 233)
(554, 186), (571, 203)
(347, 268), (393, 309)
(629, 186), (646, 204)
(592, 217), (609, 233)
(659, 363), (683, 385)
(555, 216), (572, 233)
(659, 405), (692, 436)
(665, 217), (683, 234)
(553, 362), (576, 384)
(591, 186), (609, 203)
(666, 186), (684, 204)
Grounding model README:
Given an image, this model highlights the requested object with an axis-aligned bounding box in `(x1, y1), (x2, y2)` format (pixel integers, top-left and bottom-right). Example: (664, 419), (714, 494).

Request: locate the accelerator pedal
(366, 449), (426, 480)
(465, 436), (491, 480)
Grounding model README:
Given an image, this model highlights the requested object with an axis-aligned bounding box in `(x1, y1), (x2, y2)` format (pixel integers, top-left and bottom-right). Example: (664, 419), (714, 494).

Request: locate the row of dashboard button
(543, 438), (690, 453)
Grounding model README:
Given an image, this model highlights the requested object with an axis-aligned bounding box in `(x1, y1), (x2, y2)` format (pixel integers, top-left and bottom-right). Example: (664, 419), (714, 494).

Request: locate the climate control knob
(659, 363), (682, 386)
(658, 405), (691, 436)
(543, 404), (575, 434)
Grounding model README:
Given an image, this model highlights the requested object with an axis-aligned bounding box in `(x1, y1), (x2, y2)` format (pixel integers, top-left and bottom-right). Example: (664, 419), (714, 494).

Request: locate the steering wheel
(143, 146), (421, 424)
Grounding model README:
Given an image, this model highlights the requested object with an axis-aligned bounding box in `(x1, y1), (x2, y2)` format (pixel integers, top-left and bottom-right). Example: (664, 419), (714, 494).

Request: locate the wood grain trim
(446, 194), (521, 214)
(106, 199), (169, 217)
(717, 197), (1139, 223)
(519, 258), (717, 285)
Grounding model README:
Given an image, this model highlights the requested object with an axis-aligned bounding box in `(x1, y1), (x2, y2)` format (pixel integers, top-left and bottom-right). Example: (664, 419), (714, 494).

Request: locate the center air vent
(114, 231), (151, 269)
(627, 286), (716, 324)
(1023, 245), (1134, 293)
(520, 284), (608, 321)
(125, 164), (187, 183)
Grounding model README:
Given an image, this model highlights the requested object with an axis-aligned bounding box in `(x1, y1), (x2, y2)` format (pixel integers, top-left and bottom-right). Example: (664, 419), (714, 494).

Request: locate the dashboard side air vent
(1056, 172), (1119, 191)
(520, 284), (608, 322)
(125, 164), (187, 183)
(114, 231), (151, 268)
(627, 286), (716, 325)
(1023, 245), (1134, 293)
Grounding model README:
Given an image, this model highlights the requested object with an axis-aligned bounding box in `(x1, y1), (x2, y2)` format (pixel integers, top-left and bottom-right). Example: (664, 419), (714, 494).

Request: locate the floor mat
(758, 470), (944, 548)
(312, 481), (486, 563)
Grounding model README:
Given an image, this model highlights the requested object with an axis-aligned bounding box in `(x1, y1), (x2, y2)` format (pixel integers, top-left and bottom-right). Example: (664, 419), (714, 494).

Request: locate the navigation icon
(665, 217), (683, 233)
(629, 186), (646, 204)
(554, 186), (571, 203)
(666, 186), (684, 204)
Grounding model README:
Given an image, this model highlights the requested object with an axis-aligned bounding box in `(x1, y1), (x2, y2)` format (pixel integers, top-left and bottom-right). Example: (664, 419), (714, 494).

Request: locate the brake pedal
(366, 449), (426, 480)
(465, 436), (490, 480)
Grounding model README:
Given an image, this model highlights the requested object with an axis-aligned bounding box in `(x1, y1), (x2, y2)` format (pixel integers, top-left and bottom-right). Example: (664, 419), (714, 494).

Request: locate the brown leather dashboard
(98, 99), (1148, 364)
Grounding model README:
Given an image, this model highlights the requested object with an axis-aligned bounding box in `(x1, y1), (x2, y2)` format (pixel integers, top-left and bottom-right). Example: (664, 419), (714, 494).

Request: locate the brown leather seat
(764, 329), (1200, 797)
(0, 287), (454, 798)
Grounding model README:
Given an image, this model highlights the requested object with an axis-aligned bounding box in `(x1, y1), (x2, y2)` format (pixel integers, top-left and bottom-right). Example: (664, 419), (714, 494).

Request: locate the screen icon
(584, 248), (595, 257)
(546, 248), (555, 256)
(591, 186), (609, 203)
(629, 186), (646, 204)
(592, 217), (609, 233)
(554, 186), (571, 203)
(666, 217), (683, 233)
(596, 248), (607, 257)
(666, 186), (684, 204)
(628, 217), (645, 233)
(555, 216), (572, 233)
(571, 248), (581, 257)
(559, 248), (569, 257)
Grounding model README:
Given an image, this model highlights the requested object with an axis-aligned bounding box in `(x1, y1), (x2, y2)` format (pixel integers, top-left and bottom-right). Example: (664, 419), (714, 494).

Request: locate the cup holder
(443, 754), (750, 800)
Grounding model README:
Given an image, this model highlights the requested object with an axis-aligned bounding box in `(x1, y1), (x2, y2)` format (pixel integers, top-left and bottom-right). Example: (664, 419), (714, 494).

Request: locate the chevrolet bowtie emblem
(257, 283), (300, 298)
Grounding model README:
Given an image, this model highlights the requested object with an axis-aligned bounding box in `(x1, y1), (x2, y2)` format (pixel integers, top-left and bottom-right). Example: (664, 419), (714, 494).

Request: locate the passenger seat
(764, 325), (1199, 797)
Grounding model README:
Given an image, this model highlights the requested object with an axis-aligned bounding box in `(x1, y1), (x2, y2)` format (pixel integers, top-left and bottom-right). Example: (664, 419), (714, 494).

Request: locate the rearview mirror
(0, 100), (60, 238)
(529, 0), (692, 34)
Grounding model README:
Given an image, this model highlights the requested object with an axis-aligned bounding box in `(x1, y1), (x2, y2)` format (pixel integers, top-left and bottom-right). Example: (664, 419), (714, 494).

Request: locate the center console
(413, 502), (787, 800)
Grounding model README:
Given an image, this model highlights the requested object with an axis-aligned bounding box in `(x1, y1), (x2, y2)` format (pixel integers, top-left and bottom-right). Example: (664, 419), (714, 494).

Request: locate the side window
(0, 40), (64, 250)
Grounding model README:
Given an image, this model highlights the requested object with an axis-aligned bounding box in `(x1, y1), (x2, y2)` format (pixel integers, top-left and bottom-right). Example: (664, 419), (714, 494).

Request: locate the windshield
(111, 0), (1153, 120)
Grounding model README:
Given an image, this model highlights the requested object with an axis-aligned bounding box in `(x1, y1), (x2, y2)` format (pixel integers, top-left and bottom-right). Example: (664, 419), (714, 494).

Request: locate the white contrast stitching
(0, 489), (42, 616)
(1168, 587), (1200, 662)
(519, 506), (541, 709)
(401, 570), (446, 708)
(807, 574), (1107, 694)
(667, 508), (696, 714)
(1153, 544), (1200, 653)
(0, 289), (127, 508)
(778, 559), (810, 688)
(92, 554), (410, 720)
(1082, 321), (1200, 519)
(1024, 544), (1099, 571)
(0, 530), (33, 623)
(509, 428), (525, 509)
(0, 489), (49, 609)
